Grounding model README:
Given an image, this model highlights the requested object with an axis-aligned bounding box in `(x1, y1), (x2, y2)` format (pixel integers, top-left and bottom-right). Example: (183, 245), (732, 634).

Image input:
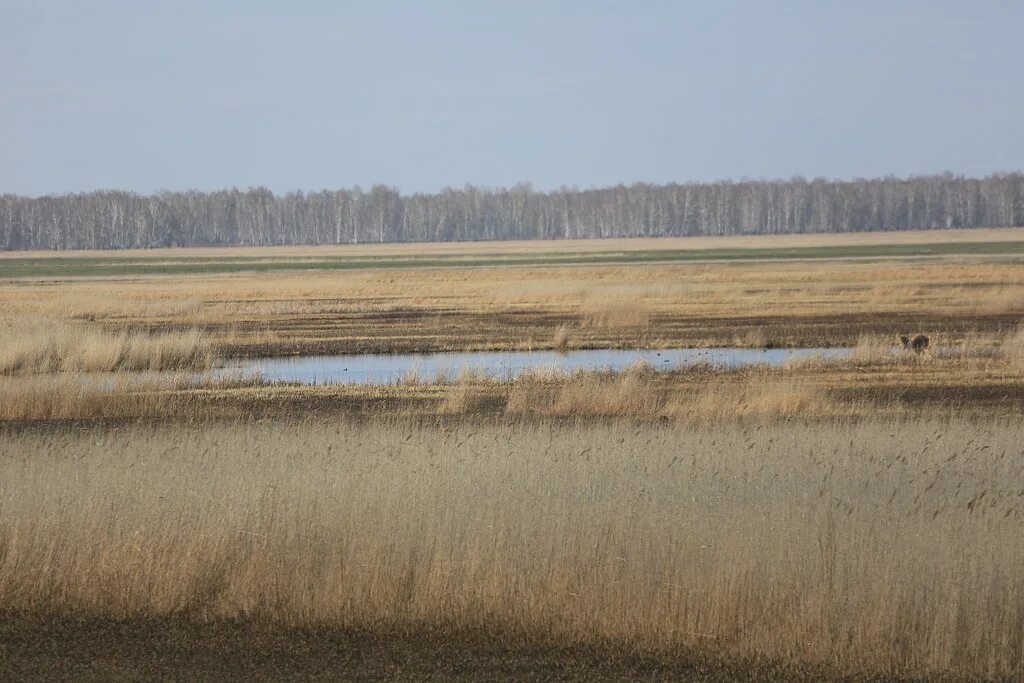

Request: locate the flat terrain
(5, 227), (1022, 261)
(1, 230), (1023, 679)
(2, 229), (1023, 361)
(3, 233), (1024, 279)
(2, 228), (1024, 420)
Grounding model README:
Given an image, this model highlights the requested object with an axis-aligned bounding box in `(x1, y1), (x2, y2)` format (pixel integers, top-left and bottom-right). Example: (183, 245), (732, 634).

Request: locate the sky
(2, 1), (1023, 196)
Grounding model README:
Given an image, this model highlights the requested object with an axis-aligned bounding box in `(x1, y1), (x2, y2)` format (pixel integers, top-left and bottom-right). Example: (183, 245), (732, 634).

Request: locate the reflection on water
(213, 347), (852, 386)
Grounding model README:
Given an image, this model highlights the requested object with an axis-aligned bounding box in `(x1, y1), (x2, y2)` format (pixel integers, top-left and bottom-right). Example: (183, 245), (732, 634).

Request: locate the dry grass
(732, 326), (768, 348)
(0, 376), (158, 422)
(846, 328), (1024, 367)
(0, 318), (214, 375)
(551, 324), (571, 352)
(3, 242), (1024, 356)
(507, 363), (662, 417)
(999, 324), (1024, 368)
(0, 418), (1020, 679)
(666, 378), (828, 419)
(438, 382), (491, 415)
(578, 297), (650, 329)
(974, 286), (1024, 315)
(503, 363), (832, 420)
(850, 333), (898, 363)
(3, 343), (1023, 423)
(0, 374), (243, 422)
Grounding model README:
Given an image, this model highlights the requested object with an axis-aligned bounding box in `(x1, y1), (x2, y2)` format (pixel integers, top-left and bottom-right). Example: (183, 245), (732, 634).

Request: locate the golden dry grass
(0, 418), (1020, 679)
(849, 333), (899, 363)
(3, 238), (1024, 357)
(503, 364), (832, 420)
(578, 296), (650, 329)
(2, 335), (1024, 423)
(0, 376), (153, 422)
(668, 377), (828, 419)
(0, 318), (213, 375)
(0, 373), (255, 422)
(0, 235), (1022, 424)
(506, 363), (663, 417)
(2, 232), (1021, 678)
(551, 324), (571, 352)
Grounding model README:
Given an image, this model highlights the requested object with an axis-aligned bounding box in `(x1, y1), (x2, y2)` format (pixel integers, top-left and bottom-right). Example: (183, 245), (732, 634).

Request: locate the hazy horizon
(4, 1), (1023, 196)
(5, 170), (1024, 201)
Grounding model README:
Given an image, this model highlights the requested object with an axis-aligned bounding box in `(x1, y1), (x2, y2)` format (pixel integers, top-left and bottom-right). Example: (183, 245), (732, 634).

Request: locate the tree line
(1, 173), (1021, 250)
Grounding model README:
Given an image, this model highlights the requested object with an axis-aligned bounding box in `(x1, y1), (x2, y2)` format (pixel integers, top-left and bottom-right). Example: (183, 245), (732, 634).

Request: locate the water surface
(215, 347), (852, 386)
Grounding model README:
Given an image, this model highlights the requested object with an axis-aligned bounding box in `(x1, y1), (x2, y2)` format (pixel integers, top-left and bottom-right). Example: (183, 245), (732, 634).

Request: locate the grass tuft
(0, 318), (214, 375)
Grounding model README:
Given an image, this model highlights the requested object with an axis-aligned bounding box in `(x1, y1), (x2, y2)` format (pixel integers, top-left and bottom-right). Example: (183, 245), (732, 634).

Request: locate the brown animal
(898, 334), (930, 354)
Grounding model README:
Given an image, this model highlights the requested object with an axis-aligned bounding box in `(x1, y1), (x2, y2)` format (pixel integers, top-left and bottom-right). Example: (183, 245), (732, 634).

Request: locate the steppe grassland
(0, 418), (1020, 680)
(2, 254), (1023, 358)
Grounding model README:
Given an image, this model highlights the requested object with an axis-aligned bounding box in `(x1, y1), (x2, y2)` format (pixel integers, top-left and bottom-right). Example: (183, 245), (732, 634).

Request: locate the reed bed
(0, 418), (1020, 679)
(1000, 324), (1024, 367)
(0, 353), (1016, 423)
(0, 318), (214, 374)
(503, 363), (833, 420)
(0, 375), (171, 422)
(0, 371), (267, 422)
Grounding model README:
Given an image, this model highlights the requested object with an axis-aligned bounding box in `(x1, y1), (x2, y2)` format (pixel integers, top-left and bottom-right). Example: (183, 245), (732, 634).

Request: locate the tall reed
(0, 418), (1020, 679)
(0, 318), (214, 374)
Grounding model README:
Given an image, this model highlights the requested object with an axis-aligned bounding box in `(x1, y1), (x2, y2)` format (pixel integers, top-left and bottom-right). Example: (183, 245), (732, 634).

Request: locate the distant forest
(2, 173), (1022, 250)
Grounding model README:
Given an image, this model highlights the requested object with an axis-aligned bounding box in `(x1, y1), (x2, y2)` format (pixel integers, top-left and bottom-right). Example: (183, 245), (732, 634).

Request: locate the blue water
(214, 347), (852, 386)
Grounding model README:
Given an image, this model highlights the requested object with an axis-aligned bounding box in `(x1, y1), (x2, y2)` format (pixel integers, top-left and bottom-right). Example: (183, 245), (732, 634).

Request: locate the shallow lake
(214, 347), (852, 386)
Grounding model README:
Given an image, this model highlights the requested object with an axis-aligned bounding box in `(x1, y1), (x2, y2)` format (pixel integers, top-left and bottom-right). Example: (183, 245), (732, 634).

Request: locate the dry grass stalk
(850, 334), (896, 363)
(0, 418), (1020, 679)
(732, 326), (768, 348)
(438, 382), (490, 414)
(0, 318), (214, 375)
(578, 297), (650, 329)
(551, 324), (571, 352)
(0, 375), (175, 421)
(851, 333), (933, 364)
(975, 286), (1024, 315)
(666, 378), (827, 420)
(505, 364), (829, 420)
(1000, 324), (1024, 368)
(507, 362), (661, 417)
(400, 361), (423, 386)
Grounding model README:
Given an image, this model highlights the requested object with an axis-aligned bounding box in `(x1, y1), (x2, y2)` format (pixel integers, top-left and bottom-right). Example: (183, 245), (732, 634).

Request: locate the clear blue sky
(2, 1), (1022, 196)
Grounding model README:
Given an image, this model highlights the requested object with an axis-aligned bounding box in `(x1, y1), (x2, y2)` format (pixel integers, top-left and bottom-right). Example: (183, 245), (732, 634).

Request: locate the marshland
(0, 230), (1023, 679)
(8, 1), (1024, 676)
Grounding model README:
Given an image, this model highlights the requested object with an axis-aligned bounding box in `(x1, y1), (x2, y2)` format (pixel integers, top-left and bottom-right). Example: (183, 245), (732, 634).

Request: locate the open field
(5, 227), (1023, 261)
(2, 230), (1024, 679)
(2, 237), (1024, 280)
(2, 229), (1024, 360)
(0, 418), (1021, 680)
